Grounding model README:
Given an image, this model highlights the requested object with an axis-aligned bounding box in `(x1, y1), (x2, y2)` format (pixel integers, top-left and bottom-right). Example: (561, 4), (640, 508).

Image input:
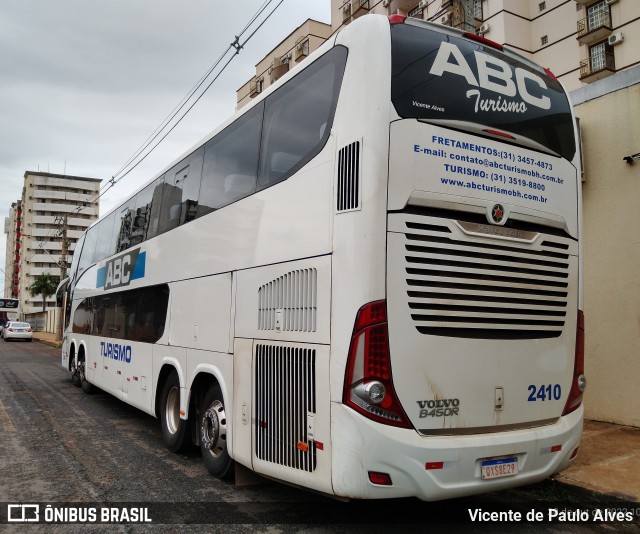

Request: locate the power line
(17, 0), (284, 277)
(88, 0), (283, 212)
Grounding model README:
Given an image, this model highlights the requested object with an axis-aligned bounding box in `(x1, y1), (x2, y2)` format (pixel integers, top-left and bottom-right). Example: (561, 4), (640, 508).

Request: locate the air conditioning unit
(418, 0), (427, 8)
(382, 0), (390, 6)
(441, 12), (452, 24)
(608, 32), (623, 45)
(478, 23), (490, 35)
(605, 0), (618, 5)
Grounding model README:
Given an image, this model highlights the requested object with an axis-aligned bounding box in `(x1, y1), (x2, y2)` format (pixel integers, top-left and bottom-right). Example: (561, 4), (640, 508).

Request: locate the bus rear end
(339, 17), (584, 500)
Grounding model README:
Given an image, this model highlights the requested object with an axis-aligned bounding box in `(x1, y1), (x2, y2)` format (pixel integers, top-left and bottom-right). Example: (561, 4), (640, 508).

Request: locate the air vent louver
(255, 344), (317, 472)
(337, 141), (360, 212)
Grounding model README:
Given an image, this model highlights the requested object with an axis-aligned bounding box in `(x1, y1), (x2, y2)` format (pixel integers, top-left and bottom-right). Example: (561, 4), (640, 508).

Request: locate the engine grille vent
(337, 141), (360, 212)
(404, 220), (571, 339)
(255, 344), (317, 472)
(258, 269), (317, 332)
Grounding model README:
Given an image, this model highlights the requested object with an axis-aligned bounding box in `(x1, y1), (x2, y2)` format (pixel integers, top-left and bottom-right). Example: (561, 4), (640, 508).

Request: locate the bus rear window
(391, 23), (576, 161)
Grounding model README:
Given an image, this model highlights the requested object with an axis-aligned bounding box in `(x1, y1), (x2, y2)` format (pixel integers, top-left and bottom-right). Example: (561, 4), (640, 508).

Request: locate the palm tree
(29, 273), (60, 312)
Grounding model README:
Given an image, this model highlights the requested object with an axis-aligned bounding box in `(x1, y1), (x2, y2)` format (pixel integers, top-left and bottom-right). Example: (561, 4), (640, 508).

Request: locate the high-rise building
(3, 171), (101, 315)
(238, 0), (640, 427)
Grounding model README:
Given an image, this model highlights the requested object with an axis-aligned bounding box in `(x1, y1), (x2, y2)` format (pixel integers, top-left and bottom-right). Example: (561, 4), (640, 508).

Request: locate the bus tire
(199, 383), (233, 479)
(160, 372), (189, 453)
(70, 355), (81, 387)
(79, 358), (94, 394)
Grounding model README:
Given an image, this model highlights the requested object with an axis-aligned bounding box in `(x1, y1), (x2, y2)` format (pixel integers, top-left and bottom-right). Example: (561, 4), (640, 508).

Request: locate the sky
(0, 0), (331, 295)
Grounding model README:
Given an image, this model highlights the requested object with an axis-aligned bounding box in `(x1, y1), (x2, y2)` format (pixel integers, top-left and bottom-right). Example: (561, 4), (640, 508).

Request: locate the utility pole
(57, 214), (69, 340)
(60, 214), (69, 280)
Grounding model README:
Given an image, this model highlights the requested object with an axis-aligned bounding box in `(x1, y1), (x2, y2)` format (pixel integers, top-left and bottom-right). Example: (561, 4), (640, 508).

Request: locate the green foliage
(29, 273), (60, 312)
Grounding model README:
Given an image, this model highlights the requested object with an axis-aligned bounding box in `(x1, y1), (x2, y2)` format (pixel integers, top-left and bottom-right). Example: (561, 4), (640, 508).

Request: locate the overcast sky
(0, 0), (331, 294)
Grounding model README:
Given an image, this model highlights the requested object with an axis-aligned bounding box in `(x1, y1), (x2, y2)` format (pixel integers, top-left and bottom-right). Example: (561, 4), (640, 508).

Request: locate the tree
(29, 273), (60, 312)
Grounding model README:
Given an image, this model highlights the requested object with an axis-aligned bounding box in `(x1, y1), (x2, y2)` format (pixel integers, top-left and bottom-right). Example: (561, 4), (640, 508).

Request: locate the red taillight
(463, 32), (504, 51)
(343, 300), (411, 428)
(368, 471), (393, 485)
(483, 128), (516, 140)
(388, 14), (406, 25)
(563, 311), (586, 416)
(7, 328), (13, 332)
(27, 328), (32, 333)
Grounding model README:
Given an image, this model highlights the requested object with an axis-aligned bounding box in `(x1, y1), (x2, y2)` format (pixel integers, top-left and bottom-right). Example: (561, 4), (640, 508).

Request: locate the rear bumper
(330, 402), (583, 501)
(4, 333), (32, 341)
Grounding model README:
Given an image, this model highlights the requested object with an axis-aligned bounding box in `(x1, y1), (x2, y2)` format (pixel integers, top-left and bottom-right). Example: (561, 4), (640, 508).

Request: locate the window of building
(408, 4), (424, 18)
(474, 0), (483, 20)
(538, 1), (546, 11)
(589, 40), (614, 73)
(587, 1), (610, 32)
(541, 35), (548, 46)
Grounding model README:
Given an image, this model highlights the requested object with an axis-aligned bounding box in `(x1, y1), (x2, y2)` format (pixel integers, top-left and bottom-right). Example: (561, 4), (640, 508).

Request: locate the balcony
(351, 0), (370, 20)
(577, 13), (612, 45)
(580, 51), (615, 83)
(269, 57), (289, 84)
(390, 0), (425, 13)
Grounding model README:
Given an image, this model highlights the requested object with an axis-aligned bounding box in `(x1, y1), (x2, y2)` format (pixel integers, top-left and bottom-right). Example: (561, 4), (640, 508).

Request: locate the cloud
(0, 0), (330, 293)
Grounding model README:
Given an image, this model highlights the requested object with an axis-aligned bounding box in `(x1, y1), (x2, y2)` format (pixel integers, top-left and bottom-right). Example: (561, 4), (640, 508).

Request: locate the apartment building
(236, 19), (333, 109)
(238, 0), (640, 427)
(3, 171), (101, 315)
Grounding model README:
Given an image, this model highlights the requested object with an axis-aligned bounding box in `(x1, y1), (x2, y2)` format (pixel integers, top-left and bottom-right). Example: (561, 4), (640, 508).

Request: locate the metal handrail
(579, 51), (615, 78)
(577, 12), (612, 37)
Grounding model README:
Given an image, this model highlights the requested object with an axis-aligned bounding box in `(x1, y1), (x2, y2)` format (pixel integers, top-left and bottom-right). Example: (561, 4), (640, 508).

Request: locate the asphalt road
(0, 339), (624, 533)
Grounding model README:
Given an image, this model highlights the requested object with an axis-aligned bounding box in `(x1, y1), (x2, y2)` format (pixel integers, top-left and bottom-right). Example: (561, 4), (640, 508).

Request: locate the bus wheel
(199, 383), (233, 479)
(160, 372), (189, 453)
(79, 358), (94, 394)
(70, 356), (81, 387)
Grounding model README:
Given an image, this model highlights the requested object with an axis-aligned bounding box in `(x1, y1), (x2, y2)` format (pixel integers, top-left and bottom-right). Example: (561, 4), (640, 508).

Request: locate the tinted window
(198, 103), (263, 217)
(72, 284), (169, 343)
(391, 24), (576, 160)
(158, 147), (204, 232)
(258, 46), (347, 189)
(114, 198), (136, 253)
(78, 227), (98, 275)
(93, 211), (116, 263)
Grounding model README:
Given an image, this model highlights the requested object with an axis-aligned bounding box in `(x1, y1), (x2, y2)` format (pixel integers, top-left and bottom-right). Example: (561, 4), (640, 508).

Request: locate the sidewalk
(29, 331), (640, 502)
(554, 419), (640, 502)
(32, 330), (62, 348)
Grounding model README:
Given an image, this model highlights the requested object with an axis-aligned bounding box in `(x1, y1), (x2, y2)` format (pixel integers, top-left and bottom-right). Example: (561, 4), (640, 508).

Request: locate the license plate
(481, 457), (518, 480)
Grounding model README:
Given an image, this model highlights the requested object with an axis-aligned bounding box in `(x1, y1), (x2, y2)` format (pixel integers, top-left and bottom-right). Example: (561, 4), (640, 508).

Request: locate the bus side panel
(234, 256), (331, 345)
(234, 259), (333, 491)
(122, 342), (154, 414)
(251, 341), (332, 495)
(231, 337), (254, 468)
(168, 274), (233, 353)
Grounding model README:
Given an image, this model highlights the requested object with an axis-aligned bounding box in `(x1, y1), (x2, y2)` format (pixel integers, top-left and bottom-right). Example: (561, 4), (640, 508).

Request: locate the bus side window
(134, 176), (164, 242)
(93, 211), (117, 264)
(77, 227), (98, 276)
(114, 198), (136, 253)
(257, 46), (347, 190)
(198, 101), (263, 217)
(158, 147), (204, 233)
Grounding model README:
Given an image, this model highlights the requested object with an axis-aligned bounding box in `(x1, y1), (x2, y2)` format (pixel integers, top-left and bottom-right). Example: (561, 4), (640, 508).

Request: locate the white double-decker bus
(61, 14), (585, 500)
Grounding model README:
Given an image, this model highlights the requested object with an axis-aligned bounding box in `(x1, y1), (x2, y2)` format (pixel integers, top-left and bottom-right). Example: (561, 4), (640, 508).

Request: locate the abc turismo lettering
(429, 41), (551, 113)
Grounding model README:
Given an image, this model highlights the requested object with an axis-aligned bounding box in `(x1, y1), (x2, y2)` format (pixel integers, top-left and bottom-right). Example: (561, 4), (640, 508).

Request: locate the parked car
(2, 321), (33, 342)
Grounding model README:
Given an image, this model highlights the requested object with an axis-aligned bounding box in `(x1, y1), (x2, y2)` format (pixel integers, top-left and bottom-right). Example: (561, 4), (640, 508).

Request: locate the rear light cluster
(343, 300), (411, 428)
(562, 310), (586, 416)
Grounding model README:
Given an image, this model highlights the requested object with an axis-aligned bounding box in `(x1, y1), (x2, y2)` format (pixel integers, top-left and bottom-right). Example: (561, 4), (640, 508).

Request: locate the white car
(2, 321), (33, 342)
